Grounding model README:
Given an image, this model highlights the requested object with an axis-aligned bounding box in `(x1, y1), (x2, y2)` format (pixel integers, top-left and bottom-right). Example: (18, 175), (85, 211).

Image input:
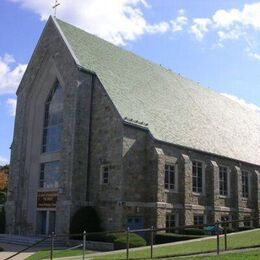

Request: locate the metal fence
(4, 217), (260, 260)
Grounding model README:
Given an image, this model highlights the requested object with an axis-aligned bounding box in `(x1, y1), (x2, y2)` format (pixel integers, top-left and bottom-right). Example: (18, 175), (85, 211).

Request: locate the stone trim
(214, 206), (236, 212)
(51, 16), (81, 67)
(234, 166), (242, 206)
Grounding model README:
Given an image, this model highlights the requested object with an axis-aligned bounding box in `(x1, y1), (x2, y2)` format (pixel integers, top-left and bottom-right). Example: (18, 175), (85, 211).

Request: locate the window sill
(218, 195), (229, 199)
(165, 189), (178, 193)
(192, 192), (204, 197)
(38, 188), (58, 191)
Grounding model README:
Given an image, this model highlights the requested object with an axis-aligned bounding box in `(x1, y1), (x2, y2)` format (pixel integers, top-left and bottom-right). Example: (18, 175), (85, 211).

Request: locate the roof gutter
(77, 65), (96, 75)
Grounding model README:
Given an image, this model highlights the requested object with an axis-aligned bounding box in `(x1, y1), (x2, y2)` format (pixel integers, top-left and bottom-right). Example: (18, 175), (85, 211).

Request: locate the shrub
(238, 226), (253, 232)
(155, 232), (204, 244)
(0, 192), (6, 204)
(0, 207), (5, 233)
(112, 232), (146, 249)
(86, 232), (146, 249)
(181, 228), (205, 236)
(70, 206), (102, 237)
(225, 227), (235, 233)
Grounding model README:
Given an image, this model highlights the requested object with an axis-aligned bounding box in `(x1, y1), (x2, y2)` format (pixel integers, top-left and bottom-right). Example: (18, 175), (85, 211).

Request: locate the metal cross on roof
(52, 0), (60, 18)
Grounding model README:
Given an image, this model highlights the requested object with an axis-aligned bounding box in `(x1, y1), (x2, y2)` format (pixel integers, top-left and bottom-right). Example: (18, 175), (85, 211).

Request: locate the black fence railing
(4, 217), (260, 260)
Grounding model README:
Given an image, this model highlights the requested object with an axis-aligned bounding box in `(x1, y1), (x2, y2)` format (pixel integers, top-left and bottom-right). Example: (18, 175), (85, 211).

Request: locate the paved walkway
(0, 243), (38, 260)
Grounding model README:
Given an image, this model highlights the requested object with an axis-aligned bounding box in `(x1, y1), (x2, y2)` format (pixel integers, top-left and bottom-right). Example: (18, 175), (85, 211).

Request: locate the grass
(26, 229), (260, 259)
(187, 249), (260, 259)
(26, 249), (92, 259)
(92, 229), (260, 259)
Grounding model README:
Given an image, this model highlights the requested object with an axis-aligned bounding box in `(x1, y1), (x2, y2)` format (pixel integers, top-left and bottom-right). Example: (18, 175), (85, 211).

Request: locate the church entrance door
(127, 216), (144, 236)
(36, 210), (56, 235)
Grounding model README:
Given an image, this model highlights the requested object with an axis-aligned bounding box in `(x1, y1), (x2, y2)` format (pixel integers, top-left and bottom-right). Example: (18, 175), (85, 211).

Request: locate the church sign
(37, 191), (58, 208)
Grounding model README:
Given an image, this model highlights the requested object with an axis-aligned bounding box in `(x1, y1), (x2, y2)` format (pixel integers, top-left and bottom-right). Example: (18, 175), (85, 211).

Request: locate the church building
(6, 16), (260, 235)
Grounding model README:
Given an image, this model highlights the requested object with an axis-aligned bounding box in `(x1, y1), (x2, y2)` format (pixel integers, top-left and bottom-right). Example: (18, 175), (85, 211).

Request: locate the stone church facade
(6, 16), (260, 235)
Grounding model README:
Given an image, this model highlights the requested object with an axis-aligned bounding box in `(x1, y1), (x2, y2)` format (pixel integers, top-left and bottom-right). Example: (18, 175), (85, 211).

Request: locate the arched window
(42, 82), (63, 153)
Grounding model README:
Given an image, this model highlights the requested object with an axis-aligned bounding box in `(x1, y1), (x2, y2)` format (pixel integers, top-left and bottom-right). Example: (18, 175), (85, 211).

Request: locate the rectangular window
(101, 165), (110, 184)
(166, 214), (177, 230)
(244, 216), (252, 228)
(39, 161), (59, 189)
(242, 171), (250, 198)
(164, 165), (176, 191)
(192, 161), (203, 193)
(219, 166), (229, 196)
(193, 215), (204, 226)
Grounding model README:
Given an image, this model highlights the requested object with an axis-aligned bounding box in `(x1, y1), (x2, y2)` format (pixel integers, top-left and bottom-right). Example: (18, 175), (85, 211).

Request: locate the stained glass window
(42, 82), (63, 153)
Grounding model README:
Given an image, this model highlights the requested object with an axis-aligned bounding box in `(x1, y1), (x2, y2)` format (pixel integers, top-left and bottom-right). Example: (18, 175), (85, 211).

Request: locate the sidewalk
(0, 242), (38, 260)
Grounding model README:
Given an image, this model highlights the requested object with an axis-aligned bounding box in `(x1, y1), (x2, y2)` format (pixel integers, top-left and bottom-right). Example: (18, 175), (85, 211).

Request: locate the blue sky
(0, 0), (260, 165)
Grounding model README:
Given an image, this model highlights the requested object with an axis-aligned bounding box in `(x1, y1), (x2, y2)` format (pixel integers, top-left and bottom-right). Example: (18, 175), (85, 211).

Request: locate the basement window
(193, 215), (204, 226)
(244, 216), (252, 228)
(166, 214), (177, 231)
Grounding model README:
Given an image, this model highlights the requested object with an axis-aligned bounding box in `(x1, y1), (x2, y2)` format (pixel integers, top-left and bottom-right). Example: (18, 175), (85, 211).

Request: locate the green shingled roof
(55, 17), (260, 166)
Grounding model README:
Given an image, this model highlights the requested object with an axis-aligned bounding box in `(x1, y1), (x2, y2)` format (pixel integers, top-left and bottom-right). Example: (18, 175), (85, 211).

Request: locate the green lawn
(26, 229), (260, 260)
(186, 249), (260, 259)
(93, 229), (260, 259)
(26, 249), (92, 259)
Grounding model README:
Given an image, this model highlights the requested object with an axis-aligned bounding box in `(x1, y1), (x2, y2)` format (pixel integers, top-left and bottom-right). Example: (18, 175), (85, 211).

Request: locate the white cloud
(10, 0), (170, 45)
(0, 54), (27, 95)
(217, 27), (244, 42)
(213, 9), (241, 28)
(0, 156), (9, 166)
(185, 2), (260, 61)
(146, 22), (169, 34)
(6, 98), (17, 116)
(221, 93), (260, 112)
(208, 2), (260, 35)
(170, 9), (188, 32)
(246, 48), (260, 61)
(190, 18), (211, 41)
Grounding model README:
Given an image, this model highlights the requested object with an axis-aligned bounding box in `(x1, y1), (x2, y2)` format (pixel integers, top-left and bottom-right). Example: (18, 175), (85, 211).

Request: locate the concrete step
(0, 234), (67, 247)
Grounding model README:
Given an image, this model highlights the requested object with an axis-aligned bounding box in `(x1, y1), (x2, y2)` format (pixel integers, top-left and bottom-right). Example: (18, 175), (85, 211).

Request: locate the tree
(70, 206), (102, 235)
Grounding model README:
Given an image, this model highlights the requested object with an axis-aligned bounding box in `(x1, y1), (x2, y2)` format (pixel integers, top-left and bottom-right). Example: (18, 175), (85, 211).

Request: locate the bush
(238, 226), (253, 231)
(86, 232), (146, 249)
(181, 228), (205, 236)
(70, 207), (102, 237)
(112, 232), (146, 249)
(0, 208), (5, 233)
(155, 232), (204, 244)
(225, 227), (235, 233)
(0, 192), (6, 204)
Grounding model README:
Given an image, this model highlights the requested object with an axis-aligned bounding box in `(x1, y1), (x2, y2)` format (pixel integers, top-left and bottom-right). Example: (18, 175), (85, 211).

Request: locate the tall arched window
(42, 82), (63, 153)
